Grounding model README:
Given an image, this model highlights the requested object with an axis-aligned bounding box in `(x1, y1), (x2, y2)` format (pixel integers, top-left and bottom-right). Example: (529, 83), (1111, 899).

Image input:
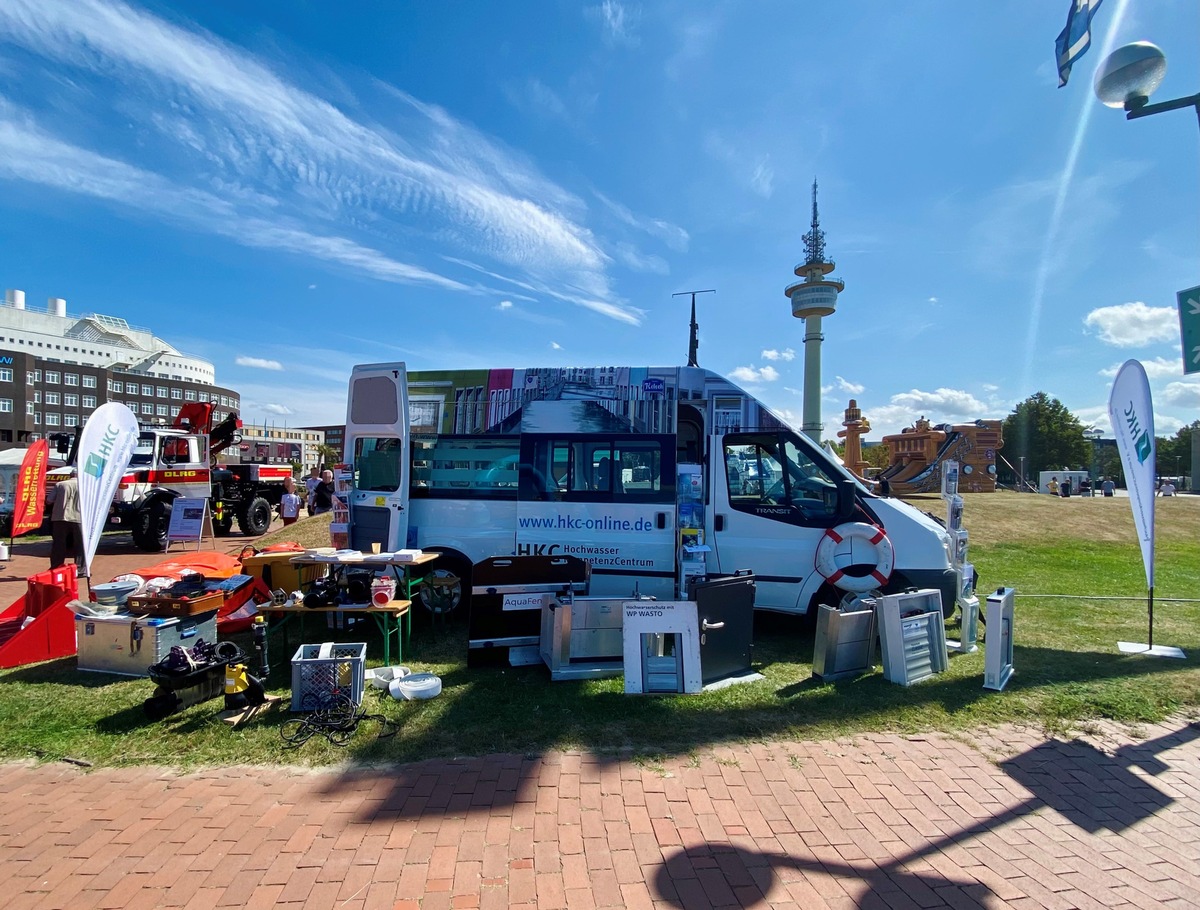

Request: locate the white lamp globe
(1095, 42), (1167, 109)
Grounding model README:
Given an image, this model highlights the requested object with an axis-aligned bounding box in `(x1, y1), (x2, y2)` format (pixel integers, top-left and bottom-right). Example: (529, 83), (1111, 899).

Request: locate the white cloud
(729, 365), (779, 383)
(889, 388), (988, 416)
(497, 300), (513, 311)
(982, 383), (998, 392)
(551, 341), (562, 350)
(235, 356), (283, 371)
(1084, 302), (1177, 347)
(259, 403), (293, 416)
(761, 348), (796, 362)
(928, 296), (939, 304)
(593, 191), (689, 252)
(307, 284), (316, 290)
(0, 0), (648, 324)
(703, 132), (775, 199)
(612, 243), (669, 275)
(1161, 380), (1200, 409)
(836, 376), (864, 395)
(589, 1), (640, 47)
(1099, 356), (1180, 380)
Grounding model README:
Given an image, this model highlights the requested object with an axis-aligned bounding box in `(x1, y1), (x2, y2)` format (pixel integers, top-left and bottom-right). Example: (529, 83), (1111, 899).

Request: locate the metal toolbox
(540, 594), (628, 681)
(76, 610), (218, 676)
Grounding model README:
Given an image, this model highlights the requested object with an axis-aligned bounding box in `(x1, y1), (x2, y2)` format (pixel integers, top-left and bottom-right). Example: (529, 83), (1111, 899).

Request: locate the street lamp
(1094, 42), (1200, 131)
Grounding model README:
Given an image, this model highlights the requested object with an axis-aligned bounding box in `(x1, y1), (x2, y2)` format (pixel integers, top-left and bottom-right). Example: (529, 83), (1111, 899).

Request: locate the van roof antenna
(672, 289), (715, 367)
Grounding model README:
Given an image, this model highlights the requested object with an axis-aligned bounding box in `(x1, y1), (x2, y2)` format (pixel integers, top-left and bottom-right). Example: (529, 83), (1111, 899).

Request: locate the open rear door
(345, 363), (410, 552)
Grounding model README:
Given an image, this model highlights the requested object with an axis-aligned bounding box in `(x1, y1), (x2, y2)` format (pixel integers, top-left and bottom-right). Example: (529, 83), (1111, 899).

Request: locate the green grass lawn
(1, 492), (1197, 768)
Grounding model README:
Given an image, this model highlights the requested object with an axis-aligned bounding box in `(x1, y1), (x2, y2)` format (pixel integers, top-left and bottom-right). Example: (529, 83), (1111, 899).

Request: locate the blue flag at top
(1056, 0), (1104, 87)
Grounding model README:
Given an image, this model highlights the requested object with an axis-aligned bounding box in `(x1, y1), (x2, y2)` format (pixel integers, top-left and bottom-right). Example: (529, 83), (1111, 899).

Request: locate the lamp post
(1094, 42), (1199, 131)
(1083, 427), (1103, 485)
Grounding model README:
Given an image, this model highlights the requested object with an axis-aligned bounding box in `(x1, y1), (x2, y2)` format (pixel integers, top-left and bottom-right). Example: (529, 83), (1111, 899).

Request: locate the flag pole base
(1117, 641), (1186, 659)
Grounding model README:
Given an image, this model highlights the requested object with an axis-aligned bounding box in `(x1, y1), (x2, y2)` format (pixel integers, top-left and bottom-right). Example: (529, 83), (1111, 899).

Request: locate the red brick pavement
(2, 717), (1198, 909)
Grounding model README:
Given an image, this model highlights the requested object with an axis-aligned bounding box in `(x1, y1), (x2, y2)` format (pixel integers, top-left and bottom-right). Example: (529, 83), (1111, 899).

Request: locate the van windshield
(724, 431), (843, 522)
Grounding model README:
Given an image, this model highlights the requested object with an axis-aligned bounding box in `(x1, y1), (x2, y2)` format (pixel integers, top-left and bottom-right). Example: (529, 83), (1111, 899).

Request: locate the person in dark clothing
(311, 470), (335, 515)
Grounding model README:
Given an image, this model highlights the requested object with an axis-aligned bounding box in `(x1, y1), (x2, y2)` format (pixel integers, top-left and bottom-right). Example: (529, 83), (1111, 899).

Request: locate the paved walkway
(2, 717), (1198, 910)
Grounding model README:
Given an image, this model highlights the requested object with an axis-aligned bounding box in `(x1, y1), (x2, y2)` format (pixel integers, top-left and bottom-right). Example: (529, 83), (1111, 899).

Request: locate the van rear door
(345, 362), (410, 552)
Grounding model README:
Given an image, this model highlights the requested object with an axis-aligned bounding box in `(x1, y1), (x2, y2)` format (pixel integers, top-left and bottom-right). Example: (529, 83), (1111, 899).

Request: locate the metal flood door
(689, 572), (756, 685)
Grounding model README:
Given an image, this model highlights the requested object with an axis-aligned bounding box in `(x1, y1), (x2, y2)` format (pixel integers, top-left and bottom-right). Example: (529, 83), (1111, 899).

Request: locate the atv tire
(238, 496), (273, 537)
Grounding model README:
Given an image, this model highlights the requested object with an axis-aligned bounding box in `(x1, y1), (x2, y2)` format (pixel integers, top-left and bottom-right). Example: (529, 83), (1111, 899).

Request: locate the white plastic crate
(290, 642), (366, 711)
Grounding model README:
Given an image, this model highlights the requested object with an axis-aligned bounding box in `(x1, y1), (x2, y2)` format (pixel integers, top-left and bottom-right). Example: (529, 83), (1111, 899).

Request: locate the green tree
(1156, 420), (1198, 482)
(316, 443), (341, 470)
(1001, 392), (1091, 478)
(860, 443), (892, 471)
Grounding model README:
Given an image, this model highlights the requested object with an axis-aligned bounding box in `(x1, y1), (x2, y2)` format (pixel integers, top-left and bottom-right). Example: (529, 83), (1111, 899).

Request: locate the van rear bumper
(898, 567), (958, 617)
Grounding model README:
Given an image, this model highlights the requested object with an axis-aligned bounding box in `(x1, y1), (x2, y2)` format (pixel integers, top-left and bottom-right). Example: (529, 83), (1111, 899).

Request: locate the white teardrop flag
(1107, 360), (1155, 589)
(77, 403), (140, 578)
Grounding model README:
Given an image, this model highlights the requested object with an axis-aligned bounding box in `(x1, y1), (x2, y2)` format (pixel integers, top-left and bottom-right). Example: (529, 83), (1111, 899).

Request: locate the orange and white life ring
(815, 522), (894, 593)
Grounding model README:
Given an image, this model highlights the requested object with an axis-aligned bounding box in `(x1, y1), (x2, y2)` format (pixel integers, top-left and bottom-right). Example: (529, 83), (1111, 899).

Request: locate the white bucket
(0, 543), (9, 561)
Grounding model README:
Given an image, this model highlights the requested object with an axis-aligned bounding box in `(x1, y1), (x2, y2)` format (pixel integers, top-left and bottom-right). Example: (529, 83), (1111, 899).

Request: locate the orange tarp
(129, 551), (243, 581)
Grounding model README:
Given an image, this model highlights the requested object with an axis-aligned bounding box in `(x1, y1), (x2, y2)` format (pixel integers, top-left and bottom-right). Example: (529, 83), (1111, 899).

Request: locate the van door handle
(714, 515), (724, 531)
(656, 512), (667, 529)
(702, 619), (725, 631)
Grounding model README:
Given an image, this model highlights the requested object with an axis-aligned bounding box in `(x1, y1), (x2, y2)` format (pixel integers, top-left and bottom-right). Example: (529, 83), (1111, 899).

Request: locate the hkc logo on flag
(77, 403), (140, 578)
(1057, 0), (1104, 87)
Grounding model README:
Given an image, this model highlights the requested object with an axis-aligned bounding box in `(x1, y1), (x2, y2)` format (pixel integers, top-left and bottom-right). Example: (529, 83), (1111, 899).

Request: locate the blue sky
(0, 0), (1197, 441)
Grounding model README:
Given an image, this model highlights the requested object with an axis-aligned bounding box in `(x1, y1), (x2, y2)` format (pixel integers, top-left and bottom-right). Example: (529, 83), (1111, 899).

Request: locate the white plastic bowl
(389, 672), (441, 700)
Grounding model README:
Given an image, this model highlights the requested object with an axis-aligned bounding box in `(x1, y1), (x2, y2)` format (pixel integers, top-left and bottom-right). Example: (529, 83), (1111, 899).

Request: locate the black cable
(280, 694), (399, 748)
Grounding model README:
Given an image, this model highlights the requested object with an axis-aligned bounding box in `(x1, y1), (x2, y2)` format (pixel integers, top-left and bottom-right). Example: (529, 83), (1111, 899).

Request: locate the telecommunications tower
(784, 180), (844, 442)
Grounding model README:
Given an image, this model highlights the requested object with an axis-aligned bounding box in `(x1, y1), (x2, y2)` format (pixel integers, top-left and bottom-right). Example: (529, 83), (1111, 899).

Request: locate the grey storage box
(76, 610), (218, 676)
(812, 596), (877, 681)
(540, 594), (627, 681)
(876, 589), (947, 686)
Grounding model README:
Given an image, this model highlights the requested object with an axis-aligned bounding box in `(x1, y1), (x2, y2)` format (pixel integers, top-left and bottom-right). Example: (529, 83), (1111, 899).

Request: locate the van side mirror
(837, 478), (857, 522)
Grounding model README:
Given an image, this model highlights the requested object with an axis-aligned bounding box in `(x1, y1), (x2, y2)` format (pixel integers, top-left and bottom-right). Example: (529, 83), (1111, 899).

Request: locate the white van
(344, 362), (957, 615)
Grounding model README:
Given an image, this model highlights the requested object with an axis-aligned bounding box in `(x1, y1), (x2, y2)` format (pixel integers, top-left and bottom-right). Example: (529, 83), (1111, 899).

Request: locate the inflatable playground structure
(838, 401), (1004, 495)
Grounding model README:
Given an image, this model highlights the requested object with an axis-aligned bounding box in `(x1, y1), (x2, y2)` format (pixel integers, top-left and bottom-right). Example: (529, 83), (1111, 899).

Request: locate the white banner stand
(164, 497), (215, 553)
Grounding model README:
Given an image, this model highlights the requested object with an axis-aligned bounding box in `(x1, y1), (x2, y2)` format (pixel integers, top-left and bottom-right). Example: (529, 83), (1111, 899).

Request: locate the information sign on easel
(164, 497), (214, 552)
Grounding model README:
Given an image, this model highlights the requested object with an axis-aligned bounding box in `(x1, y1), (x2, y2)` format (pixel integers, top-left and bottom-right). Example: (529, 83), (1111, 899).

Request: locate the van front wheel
(416, 556), (470, 616)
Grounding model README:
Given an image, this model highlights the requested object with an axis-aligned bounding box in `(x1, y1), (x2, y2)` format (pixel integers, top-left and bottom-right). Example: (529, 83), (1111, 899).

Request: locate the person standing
(311, 470), (335, 515)
(1159, 479), (1177, 497)
(49, 468), (87, 578)
(1047, 476), (1060, 496)
(305, 466), (321, 516)
(1101, 476), (1116, 497)
(279, 477), (302, 526)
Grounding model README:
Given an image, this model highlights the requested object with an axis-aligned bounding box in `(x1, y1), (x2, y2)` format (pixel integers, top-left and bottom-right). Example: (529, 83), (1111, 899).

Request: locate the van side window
(724, 433), (841, 525)
(524, 435), (673, 503)
(407, 435), (519, 499)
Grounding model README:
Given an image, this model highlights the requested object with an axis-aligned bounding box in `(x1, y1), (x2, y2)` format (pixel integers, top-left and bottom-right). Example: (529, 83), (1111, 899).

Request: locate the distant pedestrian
(49, 468), (87, 578)
(279, 477), (301, 526)
(311, 470), (335, 515)
(1101, 477), (1115, 497)
(1159, 479), (1177, 497)
(305, 466), (321, 516)
(1061, 477), (1072, 498)
(1047, 476), (1060, 496)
